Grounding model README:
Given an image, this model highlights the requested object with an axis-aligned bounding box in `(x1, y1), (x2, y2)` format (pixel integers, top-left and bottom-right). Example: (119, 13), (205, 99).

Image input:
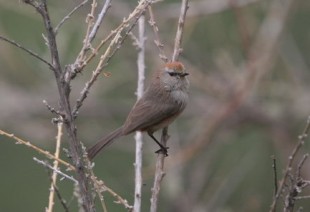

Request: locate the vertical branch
(151, 0), (189, 211)
(46, 118), (64, 212)
(133, 14), (146, 212)
(22, 1), (96, 211)
(150, 127), (169, 212)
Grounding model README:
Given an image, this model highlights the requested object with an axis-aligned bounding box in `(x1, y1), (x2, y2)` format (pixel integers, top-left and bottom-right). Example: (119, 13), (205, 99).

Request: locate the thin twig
(46, 118), (64, 212)
(147, 6), (168, 62)
(270, 115), (310, 212)
(33, 157), (78, 183)
(133, 14), (146, 212)
(43, 100), (62, 116)
(284, 154), (309, 212)
(51, 182), (70, 212)
(89, 0), (112, 42)
(90, 171), (133, 210)
(295, 195), (310, 200)
(172, 0), (189, 61)
(46, 168), (70, 212)
(0, 35), (53, 69)
(271, 155), (278, 197)
(73, 0), (156, 75)
(55, 0), (89, 34)
(0, 129), (75, 170)
(75, 0), (97, 64)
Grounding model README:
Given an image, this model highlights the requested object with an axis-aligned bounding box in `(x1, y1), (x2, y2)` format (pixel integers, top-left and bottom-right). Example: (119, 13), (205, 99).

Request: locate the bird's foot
(155, 146), (169, 157)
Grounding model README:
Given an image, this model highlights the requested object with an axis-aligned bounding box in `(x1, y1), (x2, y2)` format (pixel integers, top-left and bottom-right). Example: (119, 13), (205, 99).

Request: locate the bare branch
(90, 171), (133, 210)
(22, 1), (96, 210)
(89, 0), (112, 42)
(133, 14), (146, 212)
(55, 0), (89, 34)
(33, 157), (78, 183)
(172, 0), (189, 61)
(73, 0), (156, 75)
(0, 35), (53, 69)
(270, 115), (310, 212)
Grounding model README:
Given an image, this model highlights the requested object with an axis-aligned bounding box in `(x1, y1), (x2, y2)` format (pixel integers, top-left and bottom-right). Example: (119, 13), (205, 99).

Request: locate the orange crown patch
(164, 62), (185, 72)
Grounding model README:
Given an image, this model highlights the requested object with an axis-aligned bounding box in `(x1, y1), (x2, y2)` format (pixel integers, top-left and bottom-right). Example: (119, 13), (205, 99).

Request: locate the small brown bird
(87, 62), (189, 159)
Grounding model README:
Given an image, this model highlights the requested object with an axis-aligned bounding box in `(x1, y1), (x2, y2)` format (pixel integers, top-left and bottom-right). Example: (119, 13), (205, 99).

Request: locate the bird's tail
(87, 127), (123, 160)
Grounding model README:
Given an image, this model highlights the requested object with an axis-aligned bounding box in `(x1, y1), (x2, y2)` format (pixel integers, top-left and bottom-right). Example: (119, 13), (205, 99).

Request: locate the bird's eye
(168, 72), (178, 77)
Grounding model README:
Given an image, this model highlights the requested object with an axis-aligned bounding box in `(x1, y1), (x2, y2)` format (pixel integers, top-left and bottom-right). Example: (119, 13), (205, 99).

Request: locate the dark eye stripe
(168, 72), (178, 76)
(168, 72), (189, 77)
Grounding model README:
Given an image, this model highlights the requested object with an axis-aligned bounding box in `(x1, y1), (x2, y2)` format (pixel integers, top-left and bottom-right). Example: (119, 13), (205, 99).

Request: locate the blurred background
(0, 0), (310, 211)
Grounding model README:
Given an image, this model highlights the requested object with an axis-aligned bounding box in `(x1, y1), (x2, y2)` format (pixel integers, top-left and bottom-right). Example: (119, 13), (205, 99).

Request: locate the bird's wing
(122, 98), (182, 134)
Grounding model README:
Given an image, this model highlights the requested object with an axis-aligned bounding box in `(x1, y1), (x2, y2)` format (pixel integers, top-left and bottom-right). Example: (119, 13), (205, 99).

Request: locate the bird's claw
(155, 146), (169, 157)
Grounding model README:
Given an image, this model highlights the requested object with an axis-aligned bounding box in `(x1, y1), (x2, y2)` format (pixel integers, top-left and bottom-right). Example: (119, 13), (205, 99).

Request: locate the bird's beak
(181, 73), (189, 77)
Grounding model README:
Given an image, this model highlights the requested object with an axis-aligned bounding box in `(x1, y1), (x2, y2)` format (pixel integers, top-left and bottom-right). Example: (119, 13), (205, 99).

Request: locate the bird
(87, 61), (189, 159)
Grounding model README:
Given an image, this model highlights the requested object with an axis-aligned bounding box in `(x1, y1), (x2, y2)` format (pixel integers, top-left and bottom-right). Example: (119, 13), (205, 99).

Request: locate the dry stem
(46, 118), (64, 212)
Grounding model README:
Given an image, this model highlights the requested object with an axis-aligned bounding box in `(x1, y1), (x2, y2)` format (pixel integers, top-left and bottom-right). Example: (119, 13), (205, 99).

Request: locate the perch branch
(150, 0), (189, 211)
